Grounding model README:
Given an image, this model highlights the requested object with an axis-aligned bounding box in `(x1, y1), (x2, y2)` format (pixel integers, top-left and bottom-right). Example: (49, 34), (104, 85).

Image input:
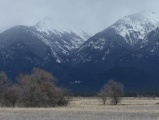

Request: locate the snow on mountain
(33, 17), (91, 46)
(31, 18), (93, 63)
(72, 11), (159, 64)
(35, 18), (91, 39)
(111, 11), (159, 45)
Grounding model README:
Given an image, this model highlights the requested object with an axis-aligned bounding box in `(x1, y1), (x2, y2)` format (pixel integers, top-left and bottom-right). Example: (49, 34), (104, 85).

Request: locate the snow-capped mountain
(111, 11), (159, 45)
(0, 26), (52, 64)
(0, 24), (95, 93)
(34, 18), (91, 41)
(73, 11), (159, 64)
(69, 11), (159, 92)
(0, 17), (93, 65)
(1, 12), (159, 93)
(31, 18), (92, 63)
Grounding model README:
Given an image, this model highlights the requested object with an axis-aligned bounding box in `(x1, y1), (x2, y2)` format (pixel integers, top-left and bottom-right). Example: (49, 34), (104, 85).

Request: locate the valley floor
(0, 97), (159, 120)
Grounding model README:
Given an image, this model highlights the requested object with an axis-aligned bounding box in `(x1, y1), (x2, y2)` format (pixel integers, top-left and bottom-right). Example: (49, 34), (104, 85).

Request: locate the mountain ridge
(1, 12), (159, 93)
(72, 11), (159, 64)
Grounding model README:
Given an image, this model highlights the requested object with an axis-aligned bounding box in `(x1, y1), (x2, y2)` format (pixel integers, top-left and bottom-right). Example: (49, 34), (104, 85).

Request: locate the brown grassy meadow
(0, 97), (159, 120)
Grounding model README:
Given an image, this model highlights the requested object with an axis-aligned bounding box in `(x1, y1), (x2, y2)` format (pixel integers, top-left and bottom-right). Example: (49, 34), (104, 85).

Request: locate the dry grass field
(0, 97), (159, 120)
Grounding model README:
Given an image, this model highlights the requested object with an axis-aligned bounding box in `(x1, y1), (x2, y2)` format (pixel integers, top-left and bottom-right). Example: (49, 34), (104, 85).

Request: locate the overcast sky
(1, 0), (159, 33)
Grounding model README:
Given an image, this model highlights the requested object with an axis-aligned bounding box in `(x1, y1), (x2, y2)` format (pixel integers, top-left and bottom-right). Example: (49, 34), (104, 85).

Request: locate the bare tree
(0, 71), (9, 106)
(3, 84), (22, 107)
(98, 80), (124, 105)
(18, 68), (69, 107)
(0, 69), (69, 107)
(98, 88), (107, 105)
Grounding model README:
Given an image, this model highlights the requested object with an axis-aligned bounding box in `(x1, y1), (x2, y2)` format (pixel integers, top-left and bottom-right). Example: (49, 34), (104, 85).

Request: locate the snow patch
(69, 81), (81, 84)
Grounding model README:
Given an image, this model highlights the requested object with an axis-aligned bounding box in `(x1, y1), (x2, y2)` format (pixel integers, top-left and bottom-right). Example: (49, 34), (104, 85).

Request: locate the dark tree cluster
(0, 68), (69, 107)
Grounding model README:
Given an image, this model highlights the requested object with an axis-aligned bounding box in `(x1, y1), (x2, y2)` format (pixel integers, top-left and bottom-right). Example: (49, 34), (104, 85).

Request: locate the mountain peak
(34, 17), (92, 40)
(120, 11), (159, 22)
(111, 11), (159, 45)
(35, 17), (73, 34)
(30, 17), (93, 63)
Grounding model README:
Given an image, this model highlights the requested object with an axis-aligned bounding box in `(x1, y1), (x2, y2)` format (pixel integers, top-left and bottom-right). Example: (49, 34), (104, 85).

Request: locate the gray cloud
(0, 0), (159, 33)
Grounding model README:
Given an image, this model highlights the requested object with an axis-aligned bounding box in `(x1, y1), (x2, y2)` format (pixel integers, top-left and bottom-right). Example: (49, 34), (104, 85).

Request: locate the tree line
(0, 67), (125, 107)
(0, 68), (69, 107)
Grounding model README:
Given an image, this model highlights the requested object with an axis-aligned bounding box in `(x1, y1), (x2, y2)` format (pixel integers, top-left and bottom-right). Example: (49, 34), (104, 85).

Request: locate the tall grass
(0, 97), (159, 120)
